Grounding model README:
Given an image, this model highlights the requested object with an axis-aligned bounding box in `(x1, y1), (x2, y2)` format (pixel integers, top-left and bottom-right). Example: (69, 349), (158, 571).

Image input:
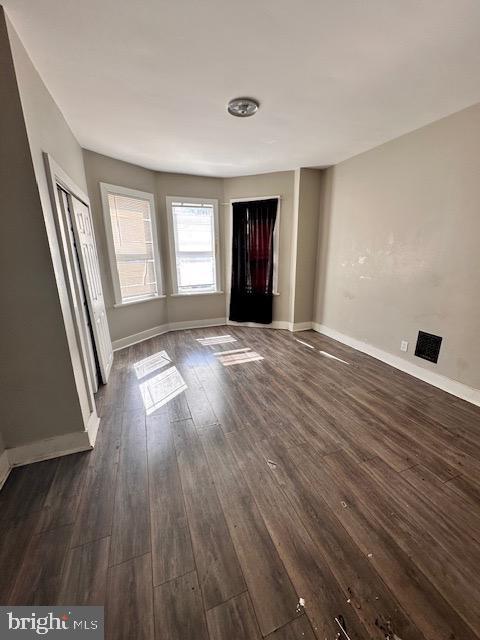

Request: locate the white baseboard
(113, 317), (314, 351)
(113, 318), (227, 351)
(227, 319), (291, 330)
(169, 317), (227, 332)
(5, 409), (98, 473)
(312, 323), (480, 407)
(0, 450), (10, 489)
(291, 322), (313, 332)
(112, 324), (170, 351)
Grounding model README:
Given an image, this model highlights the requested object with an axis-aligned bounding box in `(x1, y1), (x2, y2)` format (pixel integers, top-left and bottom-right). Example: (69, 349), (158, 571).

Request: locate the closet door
(69, 194), (113, 383)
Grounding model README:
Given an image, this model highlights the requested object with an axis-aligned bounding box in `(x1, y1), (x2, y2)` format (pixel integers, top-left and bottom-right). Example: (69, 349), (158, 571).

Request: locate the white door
(69, 194), (113, 383)
(57, 187), (98, 393)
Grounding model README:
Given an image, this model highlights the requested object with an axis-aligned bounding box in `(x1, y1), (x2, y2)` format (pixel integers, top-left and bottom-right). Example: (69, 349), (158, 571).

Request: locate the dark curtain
(229, 198), (278, 324)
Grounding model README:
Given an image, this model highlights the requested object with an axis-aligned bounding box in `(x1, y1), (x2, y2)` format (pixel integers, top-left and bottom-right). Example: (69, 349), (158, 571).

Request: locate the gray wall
(292, 168), (322, 325)
(314, 102), (480, 389)
(0, 10), (85, 448)
(83, 153), (298, 337)
(83, 151), (225, 342)
(223, 171), (296, 323)
(83, 150), (168, 342)
(156, 171), (225, 324)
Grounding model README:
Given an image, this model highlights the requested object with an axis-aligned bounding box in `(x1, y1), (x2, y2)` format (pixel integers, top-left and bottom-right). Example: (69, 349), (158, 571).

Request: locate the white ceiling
(5, 0), (480, 177)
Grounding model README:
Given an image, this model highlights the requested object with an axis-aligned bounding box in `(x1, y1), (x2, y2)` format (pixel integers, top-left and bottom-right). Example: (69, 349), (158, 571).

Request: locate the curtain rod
(221, 197), (283, 205)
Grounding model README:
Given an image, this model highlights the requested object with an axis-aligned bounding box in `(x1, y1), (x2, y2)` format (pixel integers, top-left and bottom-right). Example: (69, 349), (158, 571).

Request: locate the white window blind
(101, 184), (162, 305)
(168, 199), (220, 294)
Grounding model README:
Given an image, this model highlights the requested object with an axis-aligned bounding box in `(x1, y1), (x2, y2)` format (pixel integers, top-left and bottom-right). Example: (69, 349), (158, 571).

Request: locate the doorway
(44, 153), (113, 433)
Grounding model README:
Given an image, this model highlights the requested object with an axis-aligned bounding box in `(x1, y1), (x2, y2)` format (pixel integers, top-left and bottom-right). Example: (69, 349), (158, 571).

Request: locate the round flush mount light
(227, 97), (259, 117)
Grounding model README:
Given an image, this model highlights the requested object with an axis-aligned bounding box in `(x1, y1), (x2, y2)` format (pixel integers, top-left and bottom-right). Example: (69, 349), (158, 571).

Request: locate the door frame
(44, 153), (100, 434)
(225, 195), (281, 323)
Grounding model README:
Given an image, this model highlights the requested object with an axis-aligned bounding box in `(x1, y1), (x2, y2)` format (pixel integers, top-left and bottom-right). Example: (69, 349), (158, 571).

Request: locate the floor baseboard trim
(113, 318), (227, 351)
(7, 427), (95, 469)
(312, 323), (480, 407)
(168, 317), (227, 332)
(291, 322), (313, 332)
(112, 324), (170, 351)
(227, 319), (291, 330)
(0, 450), (10, 489)
(113, 318), (309, 351)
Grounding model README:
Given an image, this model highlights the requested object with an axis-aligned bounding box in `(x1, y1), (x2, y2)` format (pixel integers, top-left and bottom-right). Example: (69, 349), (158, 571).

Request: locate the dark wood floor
(1, 326), (480, 639)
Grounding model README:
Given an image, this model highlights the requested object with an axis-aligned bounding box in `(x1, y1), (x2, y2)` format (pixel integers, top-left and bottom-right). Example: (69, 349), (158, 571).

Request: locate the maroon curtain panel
(229, 198), (278, 324)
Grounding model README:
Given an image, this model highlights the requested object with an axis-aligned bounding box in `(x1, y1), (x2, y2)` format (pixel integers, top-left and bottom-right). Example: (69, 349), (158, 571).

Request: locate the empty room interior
(1, 0), (480, 638)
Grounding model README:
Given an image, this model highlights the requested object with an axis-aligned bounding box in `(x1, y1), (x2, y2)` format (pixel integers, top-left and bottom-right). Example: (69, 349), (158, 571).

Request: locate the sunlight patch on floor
(134, 350), (172, 379)
(294, 336), (350, 364)
(295, 338), (315, 349)
(319, 350), (350, 365)
(213, 347), (251, 356)
(139, 366), (187, 414)
(197, 334), (237, 346)
(214, 347), (264, 367)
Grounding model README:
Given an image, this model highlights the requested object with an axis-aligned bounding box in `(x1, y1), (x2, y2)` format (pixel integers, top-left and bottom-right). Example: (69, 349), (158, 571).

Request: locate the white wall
(314, 102), (480, 389)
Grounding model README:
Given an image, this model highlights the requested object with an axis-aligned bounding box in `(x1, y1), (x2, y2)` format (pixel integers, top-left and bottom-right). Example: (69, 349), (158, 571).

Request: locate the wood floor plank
(173, 419), (246, 609)
(322, 449), (480, 639)
(110, 411), (150, 566)
(207, 592), (261, 640)
(267, 446), (426, 640)
(106, 554), (154, 640)
(3, 326), (480, 639)
(147, 413), (194, 586)
(401, 464), (480, 544)
(444, 473), (480, 513)
(57, 537), (110, 605)
(201, 425), (299, 636)
(9, 525), (72, 605)
(71, 408), (123, 548)
(297, 445), (477, 640)
(36, 451), (90, 533)
(265, 616), (316, 640)
(0, 512), (42, 602)
(153, 570), (209, 640)
(226, 429), (371, 640)
(0, 459), (58, 523)
(362, 456), (480, 595)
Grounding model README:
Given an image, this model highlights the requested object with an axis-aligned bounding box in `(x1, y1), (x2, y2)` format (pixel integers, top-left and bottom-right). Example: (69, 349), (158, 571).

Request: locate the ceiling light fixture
(227, 97), (259, 117)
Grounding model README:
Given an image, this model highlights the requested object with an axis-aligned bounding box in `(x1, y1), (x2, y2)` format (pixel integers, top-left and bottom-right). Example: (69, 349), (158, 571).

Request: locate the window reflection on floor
(294, 336), (350, 364)
(295, 338), (315, 349)
(213, 347), (251, 356)
(319, 350), (350, 365)
(134, 350), (172, 379)
(196, 334), (237, 346)
(214, 347), (264, 367)
(139, 365), (187, 414)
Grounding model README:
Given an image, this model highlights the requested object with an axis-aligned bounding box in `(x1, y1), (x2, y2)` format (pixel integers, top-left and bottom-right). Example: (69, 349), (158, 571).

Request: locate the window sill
(170, 291), (224, 298)
(114, 294), (166, 308)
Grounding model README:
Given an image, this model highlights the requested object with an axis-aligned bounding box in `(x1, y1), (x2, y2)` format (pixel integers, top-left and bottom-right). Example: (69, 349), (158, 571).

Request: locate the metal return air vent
(414, 331), (442, 363)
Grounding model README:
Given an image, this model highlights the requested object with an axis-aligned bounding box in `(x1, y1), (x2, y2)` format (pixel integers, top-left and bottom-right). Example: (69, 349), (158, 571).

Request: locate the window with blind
(166, 197), (221, 295)
(101, 183), (163, 305)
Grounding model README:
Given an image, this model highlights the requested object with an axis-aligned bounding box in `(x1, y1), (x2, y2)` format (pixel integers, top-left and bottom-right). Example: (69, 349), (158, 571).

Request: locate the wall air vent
(414, 331), (442, 364)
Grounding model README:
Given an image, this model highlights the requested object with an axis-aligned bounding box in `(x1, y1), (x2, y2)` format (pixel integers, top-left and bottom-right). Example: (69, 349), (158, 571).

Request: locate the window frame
(100, 182), (164, 307)
(166, 196), (222, 296)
